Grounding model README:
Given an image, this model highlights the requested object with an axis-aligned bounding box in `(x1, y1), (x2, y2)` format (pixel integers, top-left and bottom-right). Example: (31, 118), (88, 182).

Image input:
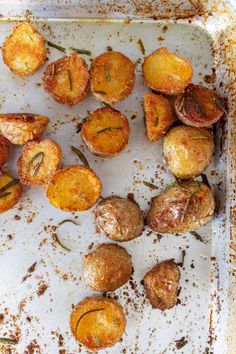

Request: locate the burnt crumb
(58, 334), (64, 347)
(175, 336), (188, 349)
(59, 350), (66, 354)
(26, 316), (31, 322)
(37, 283), (48, 297)
(190, 262), (195, 269)
(130, 114), (137, 120)
(24, 339), (41, 354)
(21, 262), (37, 283)
(7, 234), (13, 240)
(76, 121), (83, 133)
(102, 292), (107, 298)
(162, 25), (168, 32)
(14, 215), (21, 220)
(157, 36), (165, 41)
(140, 279), (144, 286)
(87, 242), (94, 251)
(156, 233), (163, 242)
(0, 313), (4, 322)
(146, 230), (152, 237)
(127, 192), (135, 202)
(211, 256), (216, 261)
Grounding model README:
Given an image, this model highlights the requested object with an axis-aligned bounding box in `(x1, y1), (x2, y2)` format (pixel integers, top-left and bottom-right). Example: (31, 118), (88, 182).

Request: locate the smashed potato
(0, 136), (10, 166)
(45, 165), (102, 212)
(142, 48), (193, 95)
(81, 107), (130, 157)
(70, 296), (126, 350)
(2, 22), (46, 76)
(0, 172), (23, 213)
(18, 139), (62, 186)
(90, 51), (135, 104)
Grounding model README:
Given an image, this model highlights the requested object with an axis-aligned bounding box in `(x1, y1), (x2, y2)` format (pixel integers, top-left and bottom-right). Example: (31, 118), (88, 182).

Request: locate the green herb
(76, 122), (83, 133)
(47, 41), (66, 53)
(94, 90), (107, 95)
(175, 336), (188, 350)
(107, 46), (113, 51)
(96, 126), (122, 134)
(101, 101), (111, 108)
(0, 192), (11, 200)
(36, 83), (41, 87)
(75, 308), (105, 334)
(0, 178), (19, 196)
(190, 231), (206, 244)
(59, 219), (78, 226)
(201, 173), (210, 188)
(104, 64), (111, 81)
(53, 233), (71, 252)
(67, 70), (73, 91)
(28, 151), (45, 176)
(94, 336), (101, 346)
(143, 181), (159, 190)
(71, 146), (89, 167)
(0, 337), (17, 345)
(137, 39), (145, 55)
(70, 47), (91, 56)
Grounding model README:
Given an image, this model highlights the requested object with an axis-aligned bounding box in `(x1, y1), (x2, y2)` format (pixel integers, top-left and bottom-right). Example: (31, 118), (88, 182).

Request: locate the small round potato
(2, 22), (46, 76)
(163, 125), (214, 179)
(94, 196), (144, 241)
(83, 243), (132, 291)
(0, 136), (10, 166)
(17, 139), (62, 186)
(90, 51), (135, 105)
(142, 48), (193, 95)
(146, 180), (215, 233)
(0, 113), (49, 145)
(70, 296), (126, 350)
(143, 260), (180, 310)
(42, 53), (89, 105)
(0, 172), (23, 213)
(45, 165), (102, 212)
(81, 107), (130, 157)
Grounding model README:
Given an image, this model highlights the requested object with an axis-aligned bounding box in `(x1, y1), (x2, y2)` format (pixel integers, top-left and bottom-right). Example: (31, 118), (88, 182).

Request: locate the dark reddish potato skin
(0, 136), (9, 166)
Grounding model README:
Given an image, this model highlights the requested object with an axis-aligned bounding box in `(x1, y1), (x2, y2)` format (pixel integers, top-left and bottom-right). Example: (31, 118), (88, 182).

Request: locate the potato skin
(94, 196), (144, 241)
(146, 180), (215, 233)
(163, 125), (214, 179)
(0, 136), (10, 166)
(143, 260), (180, 310)
(0, 172), (23, 213)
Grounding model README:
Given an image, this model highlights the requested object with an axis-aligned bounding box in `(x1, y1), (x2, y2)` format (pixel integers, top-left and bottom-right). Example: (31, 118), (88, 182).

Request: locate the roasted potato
(143, 93), (174, 142)
(143, 260), (180, 310)
(2, 22), (46, 76)
(146, 180), (215, 233)
(0, 113), (49, 145)
(17, 139), (62, 186)
(42, 53), (89, 105)
(163, 125), (214, 179)
(0, 172), (23, 213)
(70, 296), (126, 350)
(81, 107), (130, 157)
(142, 48), (193, 95)
(0, 136), (10, 166)
(175, 84), (224, 127)
(45, 165), (102, 212)
(90, 51), (135, 105)
(94, 196), (144, 241)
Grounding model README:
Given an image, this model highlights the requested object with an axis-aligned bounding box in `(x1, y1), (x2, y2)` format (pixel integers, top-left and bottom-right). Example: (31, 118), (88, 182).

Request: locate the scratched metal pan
(0, 1), (235, 353)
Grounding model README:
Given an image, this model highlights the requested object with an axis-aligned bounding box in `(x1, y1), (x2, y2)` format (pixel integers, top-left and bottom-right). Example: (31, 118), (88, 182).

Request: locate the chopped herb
(190, 231), (206, 244)
(94, 336), (101, 346)
(137, 39), (145, 55)
(96, 126), (122, 134)
(201, 173), (210, 188)
(47, 41), (66, 53)
(67, 70), (73, 91)
(0, 337), (17, 345)
(104, 64), (111, 81)
(94, 90), (107, 95)
(36, 83), (41, 87)
(70, 47), (91, 56)
(107, 46), (113, 51)
(75, 308), (105, 334)
(101, 101), (111, 108)
(143, 181), (159, 190)
(59, 219), (78, 226)
(175, 336), (188, 350)
(53, 233), (71, 252)
(0, 178), (19, 195)
(177, 250), (186, 267)
(71, 146), (89, 167)
(76, 122), (83, 133)
(28, 151), (45, 176)
(0, 192), (11, 200)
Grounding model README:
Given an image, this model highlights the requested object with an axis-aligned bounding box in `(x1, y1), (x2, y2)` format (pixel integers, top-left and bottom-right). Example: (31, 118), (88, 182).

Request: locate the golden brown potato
(146, 180), (215, 233)
(163, 125), (214, 179)
(17, 139), (62, 186)
(0, 136), (10, 166)
(45, 165), (102, 212)
(81, 108), (130, 157)
(90, 51), (135, 105)
(70, 296), (126, 350)
(2, 22), (46, 76)
(143, 93), (174, 142)
(143, 260), (180, 310)
(0, 113), (49, 145)
(42, 53), (89, 105)
(94, 196), (144, 241)
(0, 172), (23, 213)
(142, 48), (193, 95)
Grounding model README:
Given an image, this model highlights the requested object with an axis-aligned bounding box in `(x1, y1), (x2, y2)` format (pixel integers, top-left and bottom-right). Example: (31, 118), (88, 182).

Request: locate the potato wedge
(70, 296), (126, 350)
(0, 113), (49, 145)
(142, 48), (193, 95)
(81, 107), (130, 157)
(0, 136), (10, 166)
(90, 51), (135, 104)
(0, 172), (23, 213)
(42, 53), (89, 105)
(45, 165), (102, 212)
(2, 22), (46, 76)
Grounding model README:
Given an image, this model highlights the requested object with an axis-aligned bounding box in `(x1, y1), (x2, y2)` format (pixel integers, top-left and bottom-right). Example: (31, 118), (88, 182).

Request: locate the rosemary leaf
(201, 173), (210, 188)
(47, 41), (66, 53)
(143, 181), (159, 190)
(0, 337), (17, 345)
(67, 69), (73, 91)
(71, 146), (89, 167)
(137, 39), (145, 55)
(28, 152), (45, 176)
(154, 107), (159, 127)
(101, 101), (111, 108)
(0, 178), (19, 195)
(96, 126), (122, 134)
(0, 192), (11, 200)
(59, 219), (78, 226)
(70, 47), (91, 56)
(53, 233), (71, 252)
(104, 64), (111, 81)
(94, 336), (101, 346)
(76, 122), (83, 133)
(189, 231), (206, 244)
(94, 90), (107, 95)
(75, 308), (105, 334)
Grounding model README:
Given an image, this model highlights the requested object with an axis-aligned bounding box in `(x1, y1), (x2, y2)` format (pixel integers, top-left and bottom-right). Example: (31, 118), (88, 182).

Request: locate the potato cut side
(0, 136), (10, 166)
(82, 107), (130, 157)
(2, 22), (46, 76)
(142, 48), (193, 95)
(0, 172), (23, 213)
(70, 296), (126, 350)
(45, 165), (102, 211)
(42, 53), (89, 105)
(90, 51), (135, 104)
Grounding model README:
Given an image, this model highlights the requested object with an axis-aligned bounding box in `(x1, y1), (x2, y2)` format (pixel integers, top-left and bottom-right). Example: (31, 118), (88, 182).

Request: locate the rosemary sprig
(104, 64), (111, 81)
(71, 146), (89, 167)
(201, 173), (210, 188)
(67, 70), (73, 91)
(47, 41), (66, 53)
(137, 39), (145, 55)
(0, 178), (19, 195)
(0, 337), (17, 345)
(70, 47), (91, 56)
(75, 308), (105, 334)
(28, 152), (45, 176)
(53, 233), (71, 252)
(94, 336), (101, 346)
(59, 219), (78, 226)
(143, 181), (158, 190)
(189, 231), (206, 244)
(96, 126), (122, 134)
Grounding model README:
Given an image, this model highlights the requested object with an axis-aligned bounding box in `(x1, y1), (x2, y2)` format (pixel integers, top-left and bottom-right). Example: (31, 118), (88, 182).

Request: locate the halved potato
(18, 139), (62, 186)
(0, 172), (23, 213)
(142, 48), (193, 95)
(2, 22), (46, 76)
(81, 107), (130, 157)
(42, 53), (89, 105)
(90, 51), (135, 105)
(45, 165), (102, 211)
(70, 296), (126, 350)
(0, 136), (10, 166)
(0, 113), (49, 145)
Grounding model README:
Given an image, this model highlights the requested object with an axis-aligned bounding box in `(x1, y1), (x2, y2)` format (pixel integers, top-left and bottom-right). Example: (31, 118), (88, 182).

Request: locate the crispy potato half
(2, 22), (46, 76)
(70, 296), (126, 350)
(90, 51), (135, 104)
(143, 93), (174, 142)
(0, 172), (23, 213)
(0, 136), (10, 166)
(0, 113), (49, 145)
(18, 139), (62, 186)
(142, 48), (193, 95)
(42, 53), (89, 105)
(45, 165), (102, 212)
(82, 107), (130, 157)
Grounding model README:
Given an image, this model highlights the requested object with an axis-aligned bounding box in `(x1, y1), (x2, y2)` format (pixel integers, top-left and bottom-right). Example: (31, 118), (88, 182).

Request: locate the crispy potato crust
(90, 51), (135, 104)
(45, 165), (102, 212)
(0, 136), (10, 166)
(82, 107), (130, 157)
(142, 48), (193, 95)
(0, 172), (23, 213)
(17, 139), (62, 186)
(143, 93), (174, 142)
(2, 22), (46, 76)
(70, 296), (126, 350)
(42, 53), (89, 105)
(143, 260), (180, 310)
